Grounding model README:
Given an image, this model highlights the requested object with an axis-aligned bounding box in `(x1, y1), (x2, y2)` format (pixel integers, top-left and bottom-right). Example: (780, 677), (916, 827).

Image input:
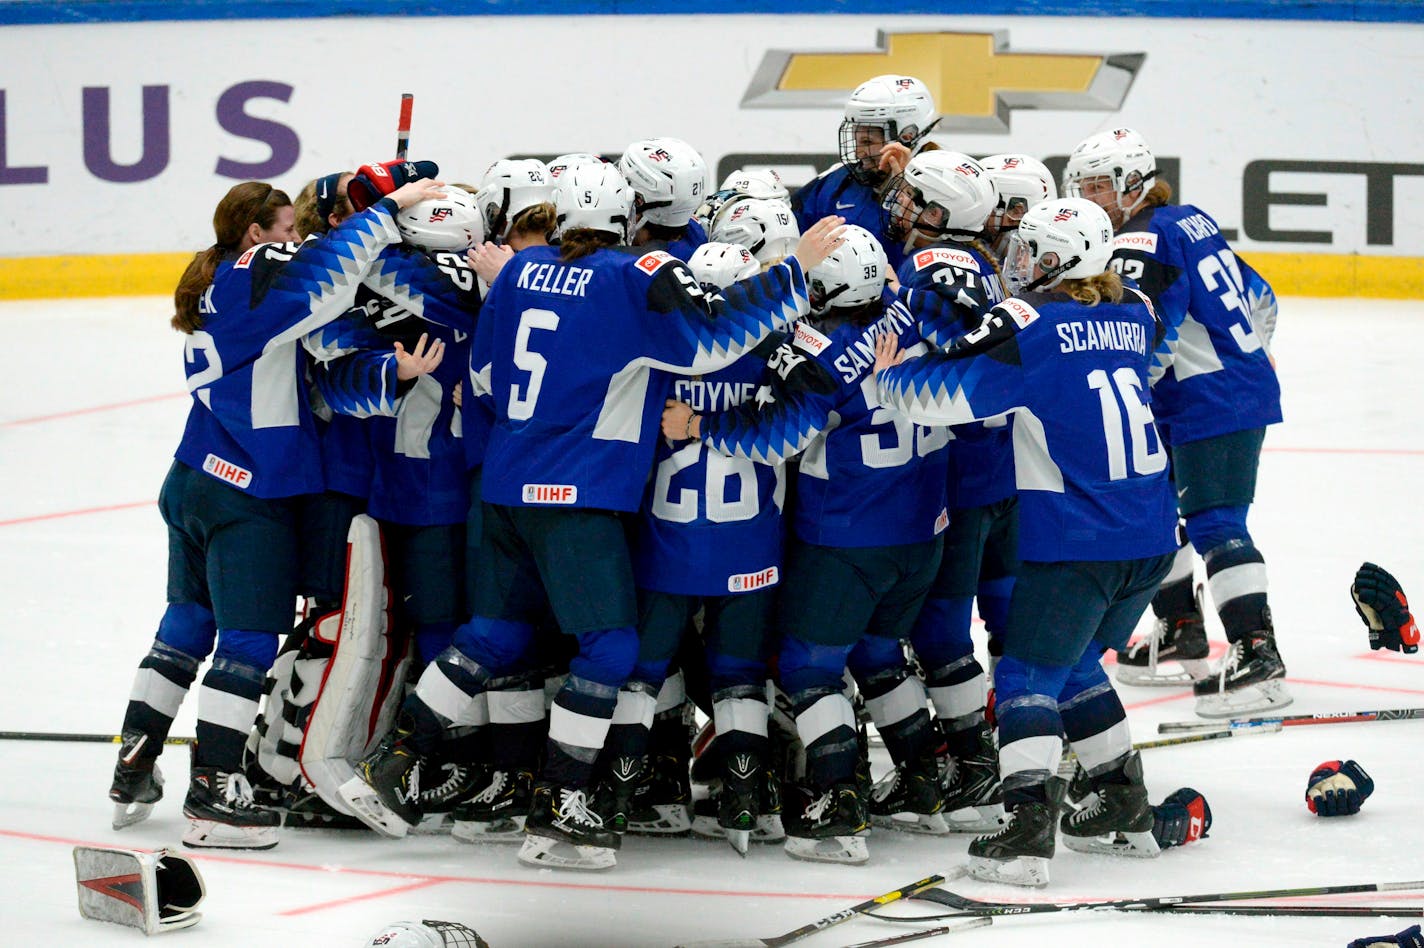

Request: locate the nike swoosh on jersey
(835, 201), (856, 210)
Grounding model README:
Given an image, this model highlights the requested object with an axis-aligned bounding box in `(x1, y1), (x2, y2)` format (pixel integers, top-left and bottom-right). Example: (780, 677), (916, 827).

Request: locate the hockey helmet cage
(980, 153), (1058, 239)
(1002, 197), (1114, 294)
(1062, 128), (1158, 222)
(365, 919), (489, 948)
(882, 150), (997, 250)
(838, 75), (938, 186)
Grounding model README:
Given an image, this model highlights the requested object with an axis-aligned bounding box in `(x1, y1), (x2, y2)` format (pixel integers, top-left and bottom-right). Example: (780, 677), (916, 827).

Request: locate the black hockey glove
(1348, 923), (1423, 948)
(1352, 562), (1419, 654)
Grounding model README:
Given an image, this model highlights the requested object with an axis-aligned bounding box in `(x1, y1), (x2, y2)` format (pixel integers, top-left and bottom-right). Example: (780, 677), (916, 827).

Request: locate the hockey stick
(908, 878), (1424, 918)
(673, 875), (946, 948)
(0, 731), (193, 746)
(395, 93), (414, 160)
(841, 918), (991, 947)
(1157, 903), (1424, 918)
(1160, 707), (1424, 734)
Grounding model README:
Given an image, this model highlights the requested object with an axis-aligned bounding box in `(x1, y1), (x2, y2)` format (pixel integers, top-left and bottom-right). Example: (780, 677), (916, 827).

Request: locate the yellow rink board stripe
(1, 250), (1422, 301)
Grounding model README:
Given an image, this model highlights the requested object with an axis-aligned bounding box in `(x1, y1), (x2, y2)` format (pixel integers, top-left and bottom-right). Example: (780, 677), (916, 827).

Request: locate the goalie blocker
(74, 846), (205, 935)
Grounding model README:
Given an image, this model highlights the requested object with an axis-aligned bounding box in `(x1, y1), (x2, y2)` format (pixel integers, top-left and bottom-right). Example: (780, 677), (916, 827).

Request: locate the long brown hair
(512, 202), (557, 246)
(173, 182), (291, 332)
(1060, 271), (1125, 306)
(559, 227), (620, 262)
(1143, 178), (1173, 209)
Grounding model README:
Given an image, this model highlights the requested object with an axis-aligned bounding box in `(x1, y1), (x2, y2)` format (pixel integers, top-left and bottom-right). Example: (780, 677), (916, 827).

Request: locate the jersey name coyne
(515, 261), (594, 298)
(1057, 320), (1148, 355)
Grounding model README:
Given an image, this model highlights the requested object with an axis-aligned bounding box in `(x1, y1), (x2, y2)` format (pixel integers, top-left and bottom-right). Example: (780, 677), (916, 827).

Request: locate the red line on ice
(278, 878), (448, 916)
(0, 500), (153, 527)
(2, 391), (184, 427)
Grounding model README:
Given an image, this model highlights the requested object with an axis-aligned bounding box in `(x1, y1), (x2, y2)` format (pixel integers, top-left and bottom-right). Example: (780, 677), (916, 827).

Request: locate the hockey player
(107, 175), (445, 848)
(696, 167), (792, 235)
(882, 151), (1015, 833)
(619, 137), (710, 261)
(710, 198), (801, 267)
(793, 74), (939, 273)
(664, 225), (954, 864)
(979, 154), (1057, 259)
(338, 163), (846, 871)
(1063, 128), (1287, 717)
(873, 198), (1179, 887)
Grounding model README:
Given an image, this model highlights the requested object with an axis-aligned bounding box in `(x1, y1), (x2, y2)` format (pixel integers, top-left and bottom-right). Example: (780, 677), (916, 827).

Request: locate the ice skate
(1061, 752), (1160, 858)
(518, 784), (620, 871)
(336, 729), (422, 839)
(869, 750), (947, 835)
(110, 757), (163, 830)
(1194, 620), (1292, 718)
(783, 782), (869, 865)
(939, 727), (1007, 833)
(182, 767), (280, 850)
(626, 753), (692, 835)
(452, 769), (532, 843)
(967, 800), (1055, 887)
(1116, 587), (1211, 686)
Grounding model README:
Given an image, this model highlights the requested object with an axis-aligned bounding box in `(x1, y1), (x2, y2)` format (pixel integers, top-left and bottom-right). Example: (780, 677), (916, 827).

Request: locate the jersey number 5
(1088, 367), (1167, 480)
(509, 307), (559, 420)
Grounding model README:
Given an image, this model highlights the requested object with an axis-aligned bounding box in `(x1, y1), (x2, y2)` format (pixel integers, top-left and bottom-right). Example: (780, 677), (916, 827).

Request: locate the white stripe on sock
(130, 666), (188, 718)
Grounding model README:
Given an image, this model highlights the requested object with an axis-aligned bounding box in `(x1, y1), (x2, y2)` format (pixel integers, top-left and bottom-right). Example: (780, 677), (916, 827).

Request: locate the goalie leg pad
(74, 846), (205, 935)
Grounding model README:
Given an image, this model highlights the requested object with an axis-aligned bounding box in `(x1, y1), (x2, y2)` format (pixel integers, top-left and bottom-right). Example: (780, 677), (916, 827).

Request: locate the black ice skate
(110, 732), (163, 830)
(182, 767), (280, 850)
(1116, 586), (1211, 686)
(869, 750), (947, 835)
(452, 769), (533, 843)
(1060, 751), (1160, 858)
(626, 753), (692, 835)
(595, 754), (644, 835)
(783, 782), (870, 865)
(336, 729), (423, 839)
(939, 727), (1006, 833)
(1194, 616), (1292, 718)
(716, 751), (763, 855)
(518, 783), (620, 871)
(967, 800), (1056, 887)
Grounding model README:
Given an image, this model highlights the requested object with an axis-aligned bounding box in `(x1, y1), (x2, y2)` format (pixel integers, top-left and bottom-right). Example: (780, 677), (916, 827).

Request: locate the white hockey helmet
(882, 150), (997, 251)
(618, 137), (710, 231)
(696, 167), (792, 234)
(396, 187), (485, 252)
(474, 159), (553, 242)
(980, 154), (1058, 241)
(687, 241), (760, 293)
(709, 198), (801, 265)
(1061, 128), (1158, 225)
(365, 919), (489, 948)
(838, 75), (938, 186)
(552, 162), (635, 243)
(1002, 197), (1115, 294)
(807, 224), (887, 312)
(547, 152), (603, 181)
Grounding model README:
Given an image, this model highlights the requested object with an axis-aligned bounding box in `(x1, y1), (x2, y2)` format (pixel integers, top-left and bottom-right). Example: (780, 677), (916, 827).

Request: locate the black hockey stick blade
(675, 874), (946, 948)
(841, 917), (991, 947)
(0, 731), (194, 745)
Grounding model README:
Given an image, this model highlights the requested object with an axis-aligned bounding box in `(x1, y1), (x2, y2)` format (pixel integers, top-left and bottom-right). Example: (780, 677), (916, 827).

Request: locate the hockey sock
(487, 674), (547, 771)
(1204, 537), (1270, 642)
(790, 687), (859, 790)
(412, 644), (492, 752)
(924, 655), (987, 753)
(603, 681), (657, 762)
(545, 673), (620, 788)
(123, 640), (203, 762)
(195, 653), (270, 771)
(1150, 544), (1196, 618)
(1060, 685), (1132, 778)
(712, 683), (771, 764)
(995, 655), (1070, 808)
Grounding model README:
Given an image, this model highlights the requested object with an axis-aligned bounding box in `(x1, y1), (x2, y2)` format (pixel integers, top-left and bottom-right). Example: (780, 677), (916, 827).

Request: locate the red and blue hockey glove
(1151, 787), (1211, 848)
(1306, 759), (1374, 816)
(1352, 562), (1419, 654)
(348, 159), (440, 211)
(1349, 924), (1423, 948)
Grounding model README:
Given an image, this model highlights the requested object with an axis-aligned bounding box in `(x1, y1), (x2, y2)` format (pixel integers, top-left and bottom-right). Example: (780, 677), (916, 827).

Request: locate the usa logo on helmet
(1054, 208), (1079, 222)
(428, 207), (454, 222)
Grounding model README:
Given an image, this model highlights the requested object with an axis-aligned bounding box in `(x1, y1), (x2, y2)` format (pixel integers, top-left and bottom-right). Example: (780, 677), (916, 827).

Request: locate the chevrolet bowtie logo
(742, 31), (1144, 133)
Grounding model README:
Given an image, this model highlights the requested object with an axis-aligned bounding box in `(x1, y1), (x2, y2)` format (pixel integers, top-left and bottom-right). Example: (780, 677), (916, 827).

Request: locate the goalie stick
(396, 93), (413, 160)
(673, 875), (946, 948)
(0, 731), (193, 745)
(1160, 707), (1424, 734)
(905, 878), (1424, 919)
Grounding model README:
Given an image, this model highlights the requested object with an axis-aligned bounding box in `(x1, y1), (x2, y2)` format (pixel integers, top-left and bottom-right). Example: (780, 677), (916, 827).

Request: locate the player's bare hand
(661, 399), (698, 441)
(394, 333), (445, 380)
(873, 331), (904, 373)
(793, 216), (847, 272)
(451, 380), (463, 407)
(468, 241), (515, 283)
(877, 143), (912, 178)
(388, 178), (448, 210)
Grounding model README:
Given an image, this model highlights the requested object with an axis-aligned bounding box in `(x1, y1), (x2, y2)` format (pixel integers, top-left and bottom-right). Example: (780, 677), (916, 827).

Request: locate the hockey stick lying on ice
(673, 874), (946, 948)
(902, 878), (1424, 919)
(0, 731), (193, 745)
(1156, 903), (1424, 918)
(1160, 707), (1424, 734)
(840, 918), (992, 947)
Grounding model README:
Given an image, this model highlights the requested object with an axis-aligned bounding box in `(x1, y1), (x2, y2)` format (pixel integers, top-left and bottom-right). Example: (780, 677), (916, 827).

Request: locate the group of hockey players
(107, 70), (1372, 887)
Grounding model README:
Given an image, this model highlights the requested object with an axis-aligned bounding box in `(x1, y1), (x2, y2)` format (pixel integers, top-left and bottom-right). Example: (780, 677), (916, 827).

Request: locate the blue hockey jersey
(875, 289), (1178, 563)
(701, 288), (950, 549)
(474, 246), (808, 513)
(174, 200), (404, 499)
(1111, 204), (1282, 445)
(793, 164), (904, 273)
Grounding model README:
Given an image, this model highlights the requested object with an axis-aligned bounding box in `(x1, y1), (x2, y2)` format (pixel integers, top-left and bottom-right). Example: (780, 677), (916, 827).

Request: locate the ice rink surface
(1, 295), (1421, 947)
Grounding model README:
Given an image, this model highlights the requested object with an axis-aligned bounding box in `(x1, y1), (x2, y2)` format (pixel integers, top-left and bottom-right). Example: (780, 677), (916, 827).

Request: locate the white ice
(1, 296), (1421, 947)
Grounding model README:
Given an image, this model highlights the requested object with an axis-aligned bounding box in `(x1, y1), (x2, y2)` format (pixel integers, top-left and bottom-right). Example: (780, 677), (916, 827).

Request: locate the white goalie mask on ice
(365, 919), (489, 948)
(807, 224), (887, 313)
(709, 198), (801, 264)
(881, 150), (996, 252)
(687, 241), (760, 293)
(552, 163), (635, 243)
(1061, 128), (1158, 226)
(618, 137), (710, 232)
(1002, 198), (1115, 294)
(474, 158), (553, 242)
(980, 153), (1058, 250)
(396, 188), (485, 253)
(838, 74), (938, 187)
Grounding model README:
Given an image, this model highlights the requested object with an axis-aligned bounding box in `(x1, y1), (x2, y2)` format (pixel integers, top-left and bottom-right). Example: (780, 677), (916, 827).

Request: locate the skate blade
(1116, 659), (1210, 687)
(1194, 679), (1293, 719)
(410, 812), (454, 836)
(626, 804), (692, 836)
(968, 853), (1049, 887)
(871, 810), (950, 835)
(334, 776), (410, 839)
(784, 834), (869, 865)
(111, 800), (156, 830)
(182, 818), (278, 851)
(452, 815), (527, 844)
(943, 803), (1007, 834)
(753, 814), (785, 842)
(517, 833), (616, 871)
(1063, 829), (1161, 858)
(726, 828), (750, 857)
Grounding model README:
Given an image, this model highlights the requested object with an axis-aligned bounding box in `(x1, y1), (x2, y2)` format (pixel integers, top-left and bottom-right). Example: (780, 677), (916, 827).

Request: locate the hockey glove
(1348, 924), (1424, 948)
(1305, 759), (1374, 816)
(1151, 787), (1212, 848)
(1352, 562), (1419, 654)
(348, 159), (440, 211)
